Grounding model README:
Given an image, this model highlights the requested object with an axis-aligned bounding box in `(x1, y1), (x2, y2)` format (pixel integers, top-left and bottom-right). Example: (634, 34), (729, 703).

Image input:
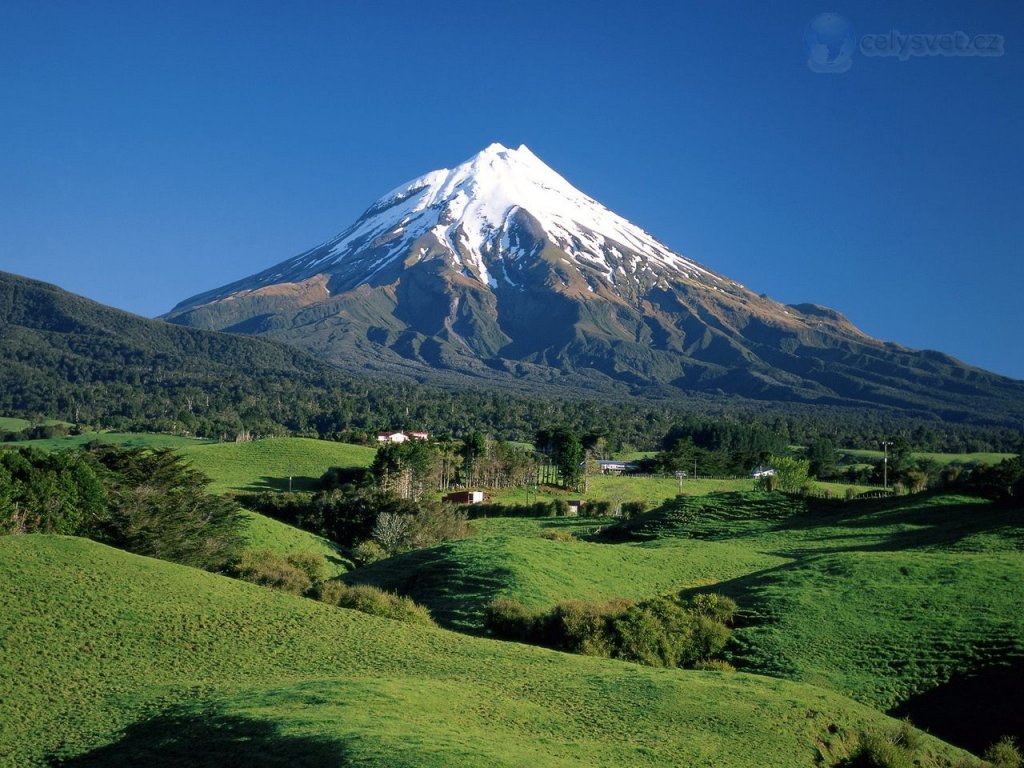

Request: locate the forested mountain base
(2, 271), (1021, 451)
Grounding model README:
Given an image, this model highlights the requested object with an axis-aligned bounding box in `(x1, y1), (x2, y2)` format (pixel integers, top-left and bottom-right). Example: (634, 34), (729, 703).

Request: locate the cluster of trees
(461, 500), (614, 519)
(485, 591), (738, 669)
(655, 419), (788, 477)
(1, 445), (245, 570)
(371, 434), (545, 498)
(238, 456), (473, 563)
(950, 455), (1024, 501)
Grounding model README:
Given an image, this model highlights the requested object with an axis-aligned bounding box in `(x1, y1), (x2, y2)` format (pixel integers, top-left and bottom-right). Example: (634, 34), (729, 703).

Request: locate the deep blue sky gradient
(2, 1), (1021, 378)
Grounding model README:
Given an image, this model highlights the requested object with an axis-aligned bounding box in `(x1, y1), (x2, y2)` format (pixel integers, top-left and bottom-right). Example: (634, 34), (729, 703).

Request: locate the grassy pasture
(486, 474), (874, 508)
(0, 535), (975, 767)
(0, 416), (32, 431)
(0, 430), (214, 451)
(350, 491), (1024, 753)
(177, 437), (376, 494)
(239, 510), (352, 578)
(348, 515), (786, 633)
(840, 448), (1016, 466)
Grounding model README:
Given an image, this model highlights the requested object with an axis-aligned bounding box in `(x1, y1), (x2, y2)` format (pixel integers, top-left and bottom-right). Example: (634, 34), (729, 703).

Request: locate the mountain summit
(166, 144), (1023, 421)
(171, 143), (722, 304)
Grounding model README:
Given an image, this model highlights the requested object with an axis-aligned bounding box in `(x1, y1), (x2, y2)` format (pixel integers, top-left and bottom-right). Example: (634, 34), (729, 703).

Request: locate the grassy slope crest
(0, 535), (974, 767)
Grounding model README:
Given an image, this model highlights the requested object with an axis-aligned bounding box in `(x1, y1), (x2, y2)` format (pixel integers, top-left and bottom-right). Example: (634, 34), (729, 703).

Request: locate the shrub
(351, 539), (387, 566)
(406, 503), (471, 549)
(839, 722), (923, 768)
(685, 615), (732, 665)
(620, 500), (648, 518)
(230, 548), (313, 595)
(612, 600), (680, 667)
(584, 500), (612, 517)
(487, 591), (735, 670)
(485, 597), (538, 642)
(694, 659), (735, 672)
(985, 737), (1023, 768)
(553, 499), (570, 516)
(845, 487), (857, 501)
(320, 581), (435, 626)
(687, 593), (738, 626)
(285, 551), (325, 587)
(543, 599), (630, 657)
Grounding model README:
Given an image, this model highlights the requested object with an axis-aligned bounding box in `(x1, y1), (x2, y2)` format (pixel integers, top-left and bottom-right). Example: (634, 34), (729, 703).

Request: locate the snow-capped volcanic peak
(288, 143), (716, 293)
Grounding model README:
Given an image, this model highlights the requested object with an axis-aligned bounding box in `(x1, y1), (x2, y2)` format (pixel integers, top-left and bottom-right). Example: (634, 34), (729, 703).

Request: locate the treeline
(237, 454), (474, 564)
(0, 445), (244, 569)
(0, 443), (444, 625)
(462, 500), (614, 519)
(3, 272), (1022, 452)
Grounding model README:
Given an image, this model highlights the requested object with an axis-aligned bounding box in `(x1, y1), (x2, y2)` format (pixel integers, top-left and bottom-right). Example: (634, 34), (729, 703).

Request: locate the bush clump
(230, 548), (321, 595)
(485, 591), (737, 670)
(985, 737), (1023, 768)
(620, 501), (648, 518)
(484, 597), (538, 642)
(319, 581), (436, 627)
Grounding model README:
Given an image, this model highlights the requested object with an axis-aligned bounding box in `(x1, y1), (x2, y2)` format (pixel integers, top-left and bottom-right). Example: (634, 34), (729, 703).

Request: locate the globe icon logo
(805, 13), (856, 73)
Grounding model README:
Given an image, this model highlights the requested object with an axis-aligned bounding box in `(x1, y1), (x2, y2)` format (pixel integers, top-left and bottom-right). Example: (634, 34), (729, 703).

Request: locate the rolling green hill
(239, 510), (352, 578)
(0, 535), (976, 767)
(349, 492), (1024, 754)
(0, 430), (213, 451)
(347, 516), (787, 633)
(177, 437), (376, 494)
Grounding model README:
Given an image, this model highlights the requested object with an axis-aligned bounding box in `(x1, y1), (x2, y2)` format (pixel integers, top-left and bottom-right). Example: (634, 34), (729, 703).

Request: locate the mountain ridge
(162, 144), (1024, 422)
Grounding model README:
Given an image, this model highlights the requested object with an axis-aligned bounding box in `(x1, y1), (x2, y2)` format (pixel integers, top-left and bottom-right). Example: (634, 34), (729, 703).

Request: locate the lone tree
(761, 455), (810, 493)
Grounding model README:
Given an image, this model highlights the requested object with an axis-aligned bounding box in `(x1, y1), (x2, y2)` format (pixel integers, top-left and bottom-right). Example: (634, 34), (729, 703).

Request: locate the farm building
(377, 430), (430, 444)
(567, 500), (585, 516)
(596, 460), (641, 475)
(750, 465), (776, 479)
(444, 490), (484, 504)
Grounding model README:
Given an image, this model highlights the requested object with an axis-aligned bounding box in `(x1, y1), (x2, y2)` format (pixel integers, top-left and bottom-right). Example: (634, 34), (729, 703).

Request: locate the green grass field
(0, 416), (31, 431)
(239, 510), (353, 578)
(0, 535), (976, 767)
(0, 416), (72, 432)
(0, 430), (214, 451)
(485, 474), (875, 508)
(348, 515), (787, 632)
(840, 449), (1016, 466)
(351, 491), (1024, 754)
(177, 437), (376, 494)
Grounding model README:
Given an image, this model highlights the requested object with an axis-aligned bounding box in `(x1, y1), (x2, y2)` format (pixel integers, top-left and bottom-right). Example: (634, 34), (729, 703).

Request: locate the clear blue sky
(1, 1), (1021, 379)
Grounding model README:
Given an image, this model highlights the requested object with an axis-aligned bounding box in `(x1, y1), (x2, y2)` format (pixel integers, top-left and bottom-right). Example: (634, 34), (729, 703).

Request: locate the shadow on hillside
(241, 475), (319, 493)
(52, 708), (353, 767)
(892, 659), (1024, 754)
(597, 491), (1024, 556)
(766, 494), (1024, 556)
(343, 544), (516, 634)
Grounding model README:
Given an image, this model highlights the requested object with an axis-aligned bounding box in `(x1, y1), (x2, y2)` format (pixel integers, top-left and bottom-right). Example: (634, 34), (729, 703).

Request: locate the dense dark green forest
(2, 271), (1022, 453)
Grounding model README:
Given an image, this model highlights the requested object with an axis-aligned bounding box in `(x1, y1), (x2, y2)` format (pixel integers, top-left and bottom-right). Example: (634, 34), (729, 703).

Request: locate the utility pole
(880, 440), (893, 491)
(676, 471), (685, 494)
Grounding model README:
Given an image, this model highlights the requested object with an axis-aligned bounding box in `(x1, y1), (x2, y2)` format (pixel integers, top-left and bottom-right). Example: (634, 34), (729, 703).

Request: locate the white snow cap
(304, 142), (712, 289)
